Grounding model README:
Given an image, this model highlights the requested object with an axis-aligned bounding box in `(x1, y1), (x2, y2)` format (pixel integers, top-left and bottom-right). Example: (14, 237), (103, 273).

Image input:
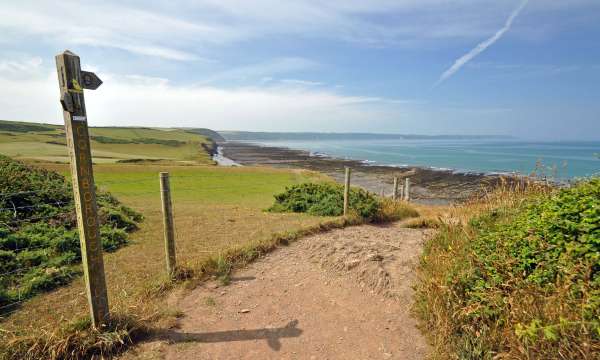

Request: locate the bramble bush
(416, 178), (599, 359)
(268, 182), (380, 219)
(268, 182), (418, 223)
(0, 155), (142, 311)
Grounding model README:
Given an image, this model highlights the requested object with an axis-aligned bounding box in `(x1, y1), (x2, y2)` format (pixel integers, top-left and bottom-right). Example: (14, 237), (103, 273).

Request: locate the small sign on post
(55, 50), (109, 328)
(81, 71), (103, 90)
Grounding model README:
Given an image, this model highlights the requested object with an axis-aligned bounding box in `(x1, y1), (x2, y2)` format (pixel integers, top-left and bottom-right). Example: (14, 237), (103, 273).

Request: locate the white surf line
(433, 0), (529, 88)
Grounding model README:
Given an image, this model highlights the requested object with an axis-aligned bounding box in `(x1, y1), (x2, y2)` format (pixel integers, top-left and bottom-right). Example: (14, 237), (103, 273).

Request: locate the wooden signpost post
(343, 167), (351, 216)
(55, 50), (109, 328)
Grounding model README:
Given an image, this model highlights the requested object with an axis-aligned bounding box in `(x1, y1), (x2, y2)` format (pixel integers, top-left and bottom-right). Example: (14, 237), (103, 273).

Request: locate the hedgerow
(0, 155), (142, 311)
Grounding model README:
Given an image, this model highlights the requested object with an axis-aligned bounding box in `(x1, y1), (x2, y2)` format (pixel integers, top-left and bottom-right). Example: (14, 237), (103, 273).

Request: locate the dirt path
(124, 223), (433, 359)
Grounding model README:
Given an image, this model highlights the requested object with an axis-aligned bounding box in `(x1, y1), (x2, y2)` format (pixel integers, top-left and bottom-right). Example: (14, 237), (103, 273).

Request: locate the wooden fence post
(393, 177), (399, 200)
(159, 172), (176, 276)
(55, 50), (108, 328)
(343, 167), (351, 216)
(404, 177), (411, 201)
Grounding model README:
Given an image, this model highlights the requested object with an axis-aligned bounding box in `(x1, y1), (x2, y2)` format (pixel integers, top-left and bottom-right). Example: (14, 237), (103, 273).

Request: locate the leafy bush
(0, 155), (142, 311)
(416, 178), (600, 359)
(268, 182), (380, 219)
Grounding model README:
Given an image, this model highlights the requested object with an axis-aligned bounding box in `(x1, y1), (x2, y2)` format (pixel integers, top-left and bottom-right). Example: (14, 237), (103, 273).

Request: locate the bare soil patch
(122, 223), (431, 359)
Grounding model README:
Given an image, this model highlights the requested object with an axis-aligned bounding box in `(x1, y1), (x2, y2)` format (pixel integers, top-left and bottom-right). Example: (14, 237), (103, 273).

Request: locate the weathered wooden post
(343, 167), (351, 216)
(55, 50), (108, 328)
(159, 172), (176, 276)
(393, 177), (399, 200)
(404, 177), (411, 201)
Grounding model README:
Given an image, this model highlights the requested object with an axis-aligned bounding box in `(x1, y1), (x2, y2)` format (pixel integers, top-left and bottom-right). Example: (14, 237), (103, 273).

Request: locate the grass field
(0, 120), (355, 357)
(0, 120), (415, 358)
(0, 120), (214, 164)
(1, 163), (333, 336)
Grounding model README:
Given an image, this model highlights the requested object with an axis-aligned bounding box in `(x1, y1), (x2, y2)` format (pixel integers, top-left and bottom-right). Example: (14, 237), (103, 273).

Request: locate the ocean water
(251, 139), (600, 179)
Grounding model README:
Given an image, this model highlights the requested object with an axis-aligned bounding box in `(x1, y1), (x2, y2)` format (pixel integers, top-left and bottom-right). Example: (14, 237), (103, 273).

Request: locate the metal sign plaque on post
(55, 50), (109, 328)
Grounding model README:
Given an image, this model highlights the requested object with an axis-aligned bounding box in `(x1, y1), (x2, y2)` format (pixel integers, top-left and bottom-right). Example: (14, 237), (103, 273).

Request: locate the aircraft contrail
(433, 0), (529, 87)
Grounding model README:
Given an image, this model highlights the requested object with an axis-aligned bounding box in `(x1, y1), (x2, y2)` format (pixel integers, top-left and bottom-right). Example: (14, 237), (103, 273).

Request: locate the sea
(247, 139), (600, 180)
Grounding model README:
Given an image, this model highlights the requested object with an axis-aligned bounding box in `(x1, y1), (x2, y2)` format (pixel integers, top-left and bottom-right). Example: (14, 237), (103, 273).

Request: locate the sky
(0, 0), (599, 140)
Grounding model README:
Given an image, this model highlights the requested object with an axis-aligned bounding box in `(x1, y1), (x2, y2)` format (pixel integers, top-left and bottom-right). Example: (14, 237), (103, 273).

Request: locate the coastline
(220, 141), (501, 205)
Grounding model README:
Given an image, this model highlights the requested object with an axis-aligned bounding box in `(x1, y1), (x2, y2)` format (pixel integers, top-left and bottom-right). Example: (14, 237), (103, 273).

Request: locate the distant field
(1, 163), (331, 335)
(0, 120), (214, 164)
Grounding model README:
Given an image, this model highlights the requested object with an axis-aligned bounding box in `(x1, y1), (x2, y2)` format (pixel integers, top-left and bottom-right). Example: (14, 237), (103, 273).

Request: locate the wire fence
(0, 171), (313, 320)
(1, 169), (420, 321)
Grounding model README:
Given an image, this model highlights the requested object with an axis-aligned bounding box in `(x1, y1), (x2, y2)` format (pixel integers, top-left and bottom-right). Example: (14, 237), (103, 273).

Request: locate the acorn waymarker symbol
(81, 71), (103, 90)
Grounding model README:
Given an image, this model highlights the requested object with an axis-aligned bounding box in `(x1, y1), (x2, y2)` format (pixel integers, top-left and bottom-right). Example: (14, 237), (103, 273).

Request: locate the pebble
(239, 309), (250, 313)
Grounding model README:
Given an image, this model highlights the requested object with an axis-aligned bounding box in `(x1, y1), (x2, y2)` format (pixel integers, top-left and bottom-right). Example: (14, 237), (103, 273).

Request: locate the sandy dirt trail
(123, 223), (433, 360)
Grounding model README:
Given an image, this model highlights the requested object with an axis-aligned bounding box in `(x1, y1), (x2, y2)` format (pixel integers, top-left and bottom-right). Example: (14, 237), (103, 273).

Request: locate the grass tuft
(0, 313), (149, 360)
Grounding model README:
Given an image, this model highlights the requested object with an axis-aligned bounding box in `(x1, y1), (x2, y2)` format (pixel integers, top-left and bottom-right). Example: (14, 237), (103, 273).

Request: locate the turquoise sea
(252, 139), (600, 179)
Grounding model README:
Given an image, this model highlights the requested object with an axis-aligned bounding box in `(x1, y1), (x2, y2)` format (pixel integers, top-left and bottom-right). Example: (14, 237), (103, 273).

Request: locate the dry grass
(0, 162), (415, 359)
(413, 177), (600, 359)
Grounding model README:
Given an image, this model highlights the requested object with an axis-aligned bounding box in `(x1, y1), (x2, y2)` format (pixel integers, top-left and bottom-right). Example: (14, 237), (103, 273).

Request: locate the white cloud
(2, 0), (594, 62)
(0, 56), (43, 75)
(280, 79), (324, 87)
(201, 58), (318, 84)
(0, 1), (236, 61)
(0, 58), (407, 131)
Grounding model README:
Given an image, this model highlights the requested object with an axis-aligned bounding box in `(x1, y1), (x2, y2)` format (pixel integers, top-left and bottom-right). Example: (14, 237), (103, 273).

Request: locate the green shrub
(268, 182), (380, 219)
(0, 250), (17, 273)
(100, 226), (128, 252)
(416, 178), (600, 359)
(0, 155), (142, 311)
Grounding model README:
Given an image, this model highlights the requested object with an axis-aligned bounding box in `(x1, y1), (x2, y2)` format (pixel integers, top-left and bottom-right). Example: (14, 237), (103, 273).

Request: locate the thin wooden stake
(404, 177), (411, 201)
(55, 50), (108, 328)
(343, 167), (351, 216)
(159, 172), (176, 276)
(393, 177), (399, 200)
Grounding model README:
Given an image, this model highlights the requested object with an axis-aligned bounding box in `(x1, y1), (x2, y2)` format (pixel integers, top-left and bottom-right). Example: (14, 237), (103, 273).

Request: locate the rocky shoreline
(221, 141), (502, 205)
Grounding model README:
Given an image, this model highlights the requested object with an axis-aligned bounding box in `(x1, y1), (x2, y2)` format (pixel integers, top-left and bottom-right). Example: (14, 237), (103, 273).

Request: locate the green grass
(0, 120), (214, 165)
(415, 179), (599, 359)
(0, 163), (338, 357)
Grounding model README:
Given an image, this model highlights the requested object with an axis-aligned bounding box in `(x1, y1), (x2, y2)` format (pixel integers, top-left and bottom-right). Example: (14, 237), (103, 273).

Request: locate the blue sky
(0, 0), (599, 140)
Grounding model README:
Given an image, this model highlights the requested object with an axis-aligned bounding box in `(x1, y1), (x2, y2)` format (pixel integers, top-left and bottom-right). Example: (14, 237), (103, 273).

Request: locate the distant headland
(217, 131), (514, 141)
